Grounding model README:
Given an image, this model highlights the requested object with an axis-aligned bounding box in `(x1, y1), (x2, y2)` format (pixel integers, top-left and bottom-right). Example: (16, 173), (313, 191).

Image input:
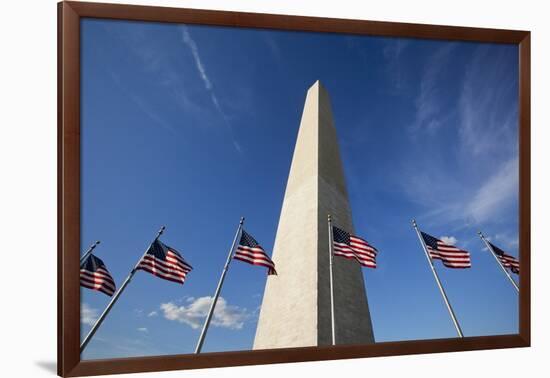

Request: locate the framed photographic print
(58, 1), (530, 376)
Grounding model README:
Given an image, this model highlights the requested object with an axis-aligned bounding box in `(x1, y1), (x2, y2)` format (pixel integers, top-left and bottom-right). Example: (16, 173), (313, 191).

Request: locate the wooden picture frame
(58, 1), (530, 376)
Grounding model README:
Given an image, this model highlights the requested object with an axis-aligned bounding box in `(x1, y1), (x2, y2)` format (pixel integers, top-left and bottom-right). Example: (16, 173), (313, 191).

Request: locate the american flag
(490, 242), (520, 274)
(80, 254), (116, 296)
(332, 226), (378, 268)
(421, 232), (471, 269)
(136, 239), (193, 284)
(234, 230), (277, 275)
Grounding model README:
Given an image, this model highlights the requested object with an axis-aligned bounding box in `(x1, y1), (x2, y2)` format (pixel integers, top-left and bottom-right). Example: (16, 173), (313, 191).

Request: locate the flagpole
(327, 214), (336, 345)
(80, 240), (101, 264)
(412, 220), (464, 338)
(195, 217), (244, 354)
(80, 226), (166, 354)
(478, 231), (519, 292)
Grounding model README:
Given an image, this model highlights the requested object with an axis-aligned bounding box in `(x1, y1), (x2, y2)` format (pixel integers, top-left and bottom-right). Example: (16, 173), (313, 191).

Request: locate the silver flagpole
(80, 226), (166, 354)
(195, 217), (244, 354)
(412, 220), (464, 338)
(327, 214), (336, 345)
(478, 231), (519, 292)
(80, 240), (101, 264)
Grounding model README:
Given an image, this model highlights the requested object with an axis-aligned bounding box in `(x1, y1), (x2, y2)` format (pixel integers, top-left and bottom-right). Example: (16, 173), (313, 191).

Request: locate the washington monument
(253, 81), (375, 349)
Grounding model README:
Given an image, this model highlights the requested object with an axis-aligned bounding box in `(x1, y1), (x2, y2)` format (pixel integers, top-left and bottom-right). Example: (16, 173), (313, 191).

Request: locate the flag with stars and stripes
(80, 254), (116, 296)
(490, 242), (520, 274)
(234, 229), (277, 275)
(332, 226), (378, 268)
(136, 239), (193, 284)
(421, 232), (471, 269)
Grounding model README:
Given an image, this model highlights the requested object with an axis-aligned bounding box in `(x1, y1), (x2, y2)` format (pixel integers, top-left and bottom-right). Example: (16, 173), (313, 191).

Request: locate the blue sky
(80, 18), (519, 360)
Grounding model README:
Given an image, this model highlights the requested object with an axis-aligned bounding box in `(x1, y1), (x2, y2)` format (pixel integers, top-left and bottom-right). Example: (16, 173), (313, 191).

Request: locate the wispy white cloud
(412, 43), (457, 133)
(137, 327), (148, 333)
(407, 152), (519, 230)
(458, 46), (518, 158)
(465, 156), (518, 223)
(109, 70), (176, 133)
(399, 44), (518, 229)
(99, 23), (220, 135)
(409, 155), (518, 227)
(263, 33), (282, 63)
(160, 296), (249, 330)
(493, 233), (519, 250)
(480, 233), (518, 253)
(100, 22), (245, 152)
(383, 39), (410, 92)
(181, 27), (213, 90)
(180, 26), (243, 154)
(81, 303), (98, 326)
(232, 141), (243, 153)
(147, 311), (158, 317)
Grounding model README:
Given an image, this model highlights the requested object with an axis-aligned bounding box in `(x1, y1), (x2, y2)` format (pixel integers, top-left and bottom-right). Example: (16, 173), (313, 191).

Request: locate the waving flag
(234, 230), (277, 275)
(80, 254), (116, 296)
(137, 239), (193, 284)
(421, 232), (471, 268)
(490, 242), (520, 274)
(332, 226), (378, 268)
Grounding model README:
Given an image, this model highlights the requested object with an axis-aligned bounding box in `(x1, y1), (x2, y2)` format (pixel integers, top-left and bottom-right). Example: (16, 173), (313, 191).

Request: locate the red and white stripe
(137, 251), (192, 284)
(499, 254), (520, 273)
(428, 241), (471, 269)
(333, 235), (377, 268)
(234, 245), (277, 275)
(80, 267), (115, 296)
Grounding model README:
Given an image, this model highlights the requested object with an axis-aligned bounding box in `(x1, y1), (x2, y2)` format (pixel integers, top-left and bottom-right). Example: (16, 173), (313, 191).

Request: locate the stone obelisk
(253, 81), (374, 349)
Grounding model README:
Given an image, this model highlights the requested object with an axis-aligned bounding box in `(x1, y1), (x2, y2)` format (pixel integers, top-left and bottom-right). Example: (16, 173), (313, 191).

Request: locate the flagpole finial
(412, 219), (417, 227)
(157, 226), (166, 237)
(240, 217), (245, 224)
(95, 240), (101, 245)
(328, 214), (331, 221)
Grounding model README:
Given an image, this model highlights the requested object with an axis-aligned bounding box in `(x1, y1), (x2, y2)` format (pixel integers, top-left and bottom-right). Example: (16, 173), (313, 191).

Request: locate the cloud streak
(458, 46), (518, 158)
(412, 43), (457, 133)
(407, 155), (518, 227)
(181, 27), (213, 90)
(109, 68), (176, 134)
(399, 44), (518, 229)
(180, 26), (243, 154)
(100, 22), (223, 135)
(465, 156), (518, 223)
(383, 39), (410, 92)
